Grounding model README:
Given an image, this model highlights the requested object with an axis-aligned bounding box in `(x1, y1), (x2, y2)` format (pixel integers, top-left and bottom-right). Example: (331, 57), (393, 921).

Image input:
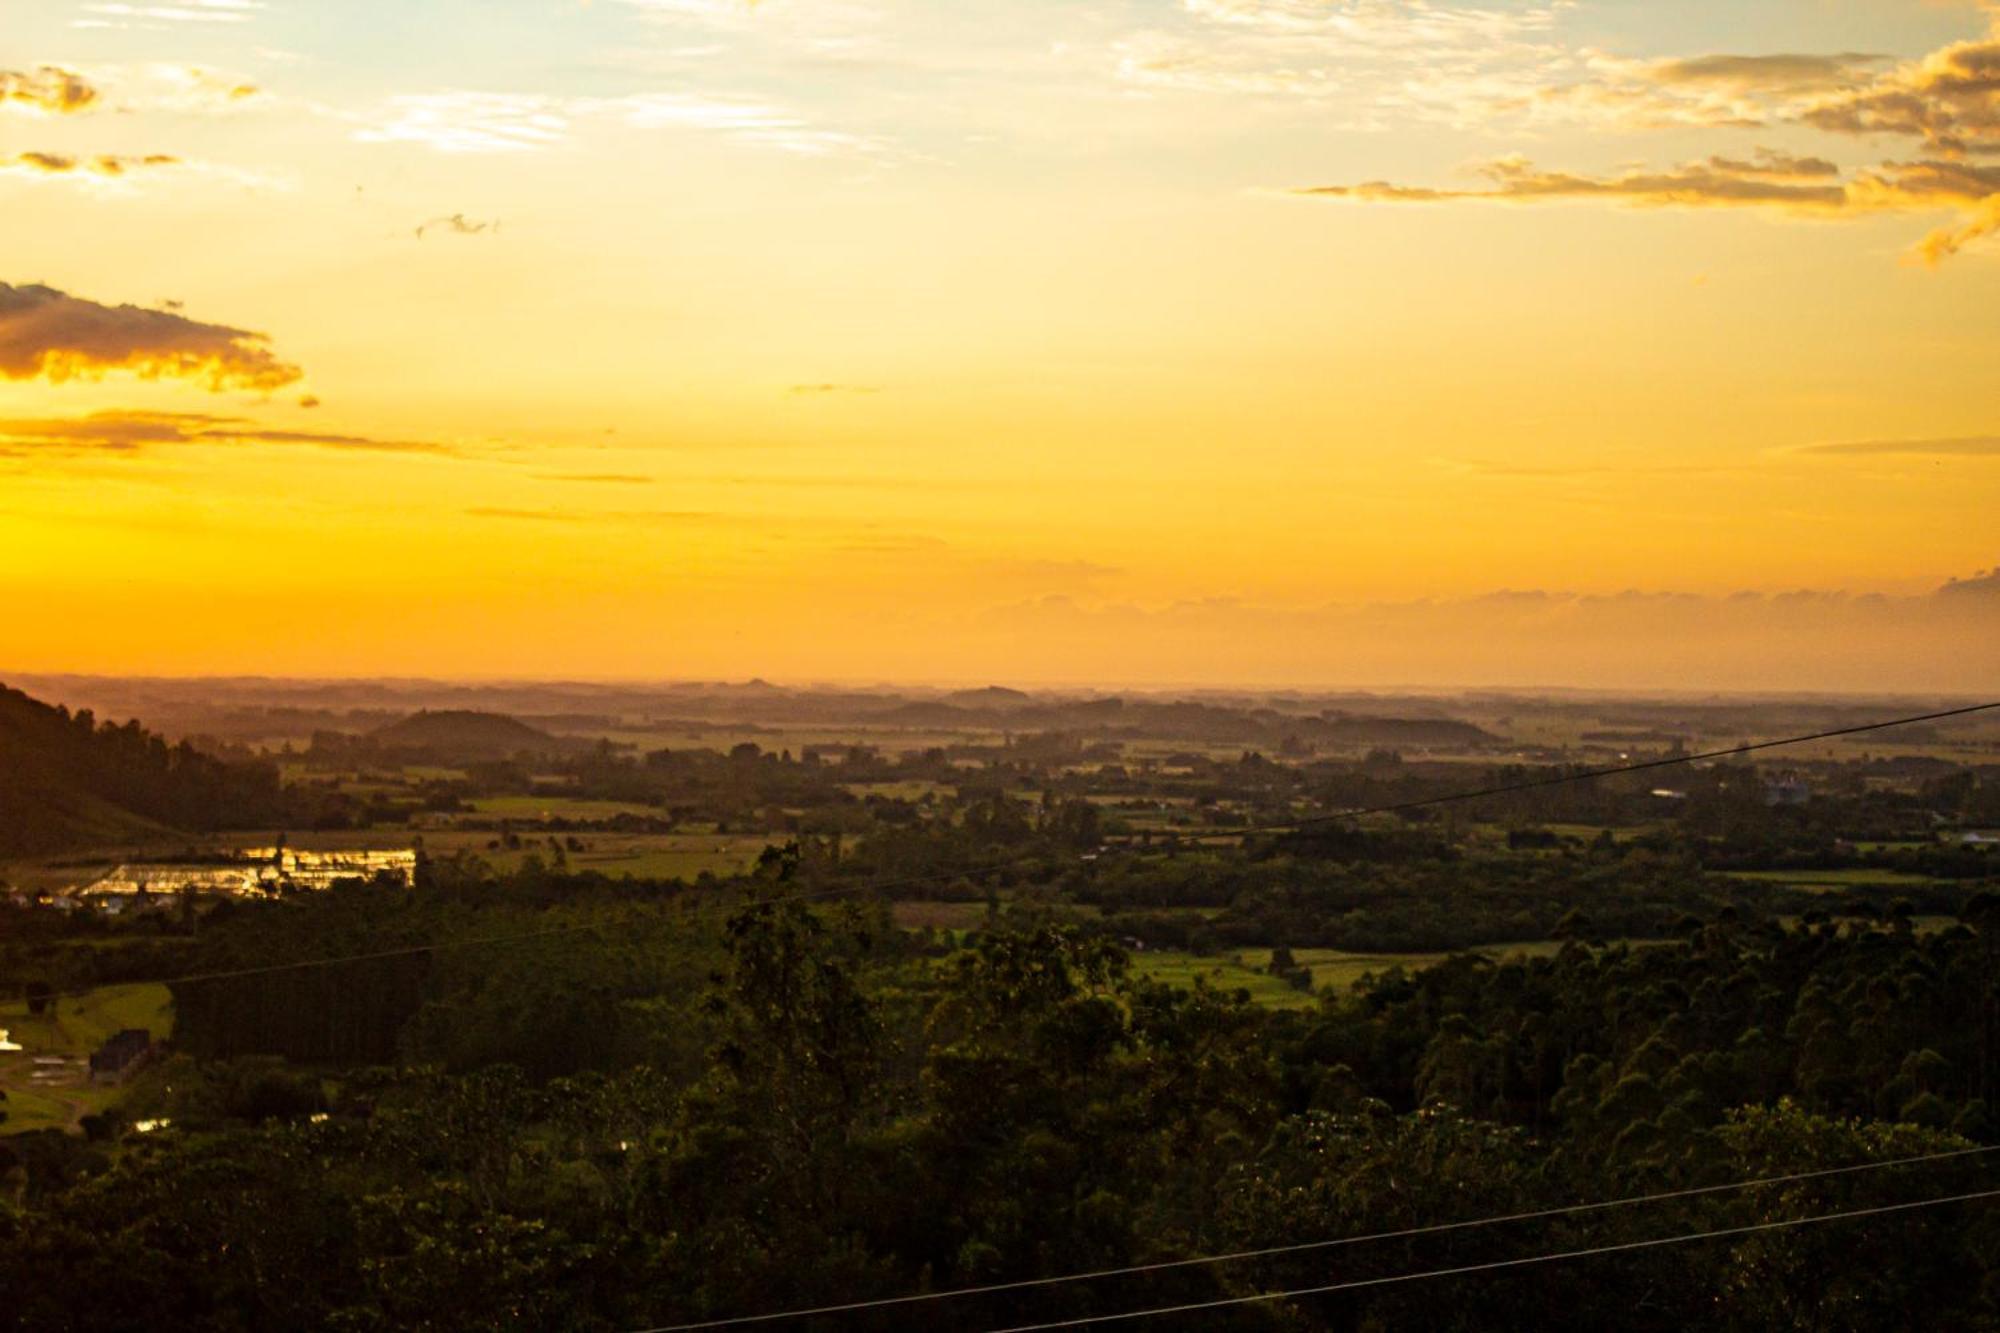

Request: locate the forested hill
(363, 709), (568, 761)
(0, 684), (285, 857)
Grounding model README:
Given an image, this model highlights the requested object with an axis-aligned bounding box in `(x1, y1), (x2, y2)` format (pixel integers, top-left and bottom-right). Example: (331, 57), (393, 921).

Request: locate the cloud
(0, 283), (302, 391)
(1295, 154), (2000, 263)
(77, 1), (264, 25)
(0, 66), (98, 114)
(356, 93), (569, 154)
(464, 506), (717, 523)
(355, 89), (888, 161)
(1801, 435), (2000, 457)
(1115, 0), (1571, 109)
(0, 410), (447, 454)
(788, 382), (882, 395)
(531, 472), (656, 484)
(1802, 25), (2000, 155)
(606, 91), (886, 158)
(1705, 149), (1841, 180)
(2, 152), (179, 177)
(1293, 10), (2000, 260)
(1651, 53), (1887, 93)
(415, 213), (499, 239)
(1940, 566), (2000, 596)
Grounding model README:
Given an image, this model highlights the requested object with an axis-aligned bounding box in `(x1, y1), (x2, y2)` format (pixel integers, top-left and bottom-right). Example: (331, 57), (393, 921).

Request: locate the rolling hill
(365, 709), (569, 762)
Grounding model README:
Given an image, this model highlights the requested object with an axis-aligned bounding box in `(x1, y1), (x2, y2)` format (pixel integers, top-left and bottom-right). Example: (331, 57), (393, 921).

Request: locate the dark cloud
(0, 282), (301, 391)
(1939, 567), (2000, 597)
(0, 410), (447, 454)
(0, 66), (97, 114)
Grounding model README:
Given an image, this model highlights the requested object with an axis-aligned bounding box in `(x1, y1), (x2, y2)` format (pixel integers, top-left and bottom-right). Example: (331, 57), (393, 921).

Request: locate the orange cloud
(2, 152), (179, 176)
(0, 283), (302, 391)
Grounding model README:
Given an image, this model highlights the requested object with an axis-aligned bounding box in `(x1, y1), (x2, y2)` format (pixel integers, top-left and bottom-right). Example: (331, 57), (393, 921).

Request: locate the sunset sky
(3, 0), (1997, 689)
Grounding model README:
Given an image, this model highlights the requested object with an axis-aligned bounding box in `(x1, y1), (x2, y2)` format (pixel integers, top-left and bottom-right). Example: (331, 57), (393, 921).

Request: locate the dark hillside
(0, 684), (284, 856)
(365, 709), (567, 761)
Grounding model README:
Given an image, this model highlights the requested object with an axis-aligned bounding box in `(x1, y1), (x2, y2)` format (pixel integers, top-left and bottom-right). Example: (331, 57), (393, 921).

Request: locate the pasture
(0, 983), (173, 1136)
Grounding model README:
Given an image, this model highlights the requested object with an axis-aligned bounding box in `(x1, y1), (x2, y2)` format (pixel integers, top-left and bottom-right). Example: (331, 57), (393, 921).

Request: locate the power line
(981, 1187), (2000, 1332)
(23, 701), (1994, 1007)
(626, 1144), (1999, 1332)
(1184, 700), (2000, 844)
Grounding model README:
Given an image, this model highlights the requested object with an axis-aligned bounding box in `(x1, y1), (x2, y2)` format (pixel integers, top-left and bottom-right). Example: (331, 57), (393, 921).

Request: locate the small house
(89, 1029), (154, 1085)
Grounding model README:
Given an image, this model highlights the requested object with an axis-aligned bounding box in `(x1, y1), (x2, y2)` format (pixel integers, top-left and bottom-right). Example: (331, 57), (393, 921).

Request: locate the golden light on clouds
(0, 0), (1995, 689)
(0, 284), (301, 391)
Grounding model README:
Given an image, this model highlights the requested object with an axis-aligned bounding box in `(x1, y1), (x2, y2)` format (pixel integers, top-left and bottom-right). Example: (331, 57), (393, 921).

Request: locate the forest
(5, 845), (2000, 1329)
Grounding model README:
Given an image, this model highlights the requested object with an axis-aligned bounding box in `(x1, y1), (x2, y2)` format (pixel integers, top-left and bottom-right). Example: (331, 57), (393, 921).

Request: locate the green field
(1723, 868), (1935, 889)
(1, 983), (173, 1135)
(471, 795), (666, 820)
(843, 781), (949, 801)
(1132, 940), (1619, 1010)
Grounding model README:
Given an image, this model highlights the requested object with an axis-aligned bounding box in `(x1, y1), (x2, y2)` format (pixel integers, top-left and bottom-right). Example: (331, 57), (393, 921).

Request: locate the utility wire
(1185, 700), (2000, 844)
(628, 1144), (2000, 1331)
(981, 1187), (2000, 1332)
(21, 701), (1995, 1007)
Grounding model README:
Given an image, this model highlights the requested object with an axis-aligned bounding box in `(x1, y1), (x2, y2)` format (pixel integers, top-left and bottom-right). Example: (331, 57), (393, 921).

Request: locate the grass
(843, 781), (948, 801)
(565, 833), (777, 881)
(1131, 939), (1649, 1011)
(1, 982), (173, 1136)
(1130, 952), (1326, 1010)
(471, 796), (665, 821)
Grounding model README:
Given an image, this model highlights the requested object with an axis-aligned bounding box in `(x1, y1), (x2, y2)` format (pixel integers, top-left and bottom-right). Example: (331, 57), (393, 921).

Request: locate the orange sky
(2, 1), (1997, 690)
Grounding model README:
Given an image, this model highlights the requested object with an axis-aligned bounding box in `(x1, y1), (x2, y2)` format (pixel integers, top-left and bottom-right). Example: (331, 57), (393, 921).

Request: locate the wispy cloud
(0, 410), (447, 454)
(2, 151), (179, 177)
(354, 87), (891, 160)
(355, 92), (569, 153)
(0, 283), (301, 391)
(415, 213), (499, 239)
(788, 382), (882, 395)
(77, 0), (264, 27)
(1801, 435), (2000, 457)
(1295, 154), (2000, 265)
(464, 505), (717, 523)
